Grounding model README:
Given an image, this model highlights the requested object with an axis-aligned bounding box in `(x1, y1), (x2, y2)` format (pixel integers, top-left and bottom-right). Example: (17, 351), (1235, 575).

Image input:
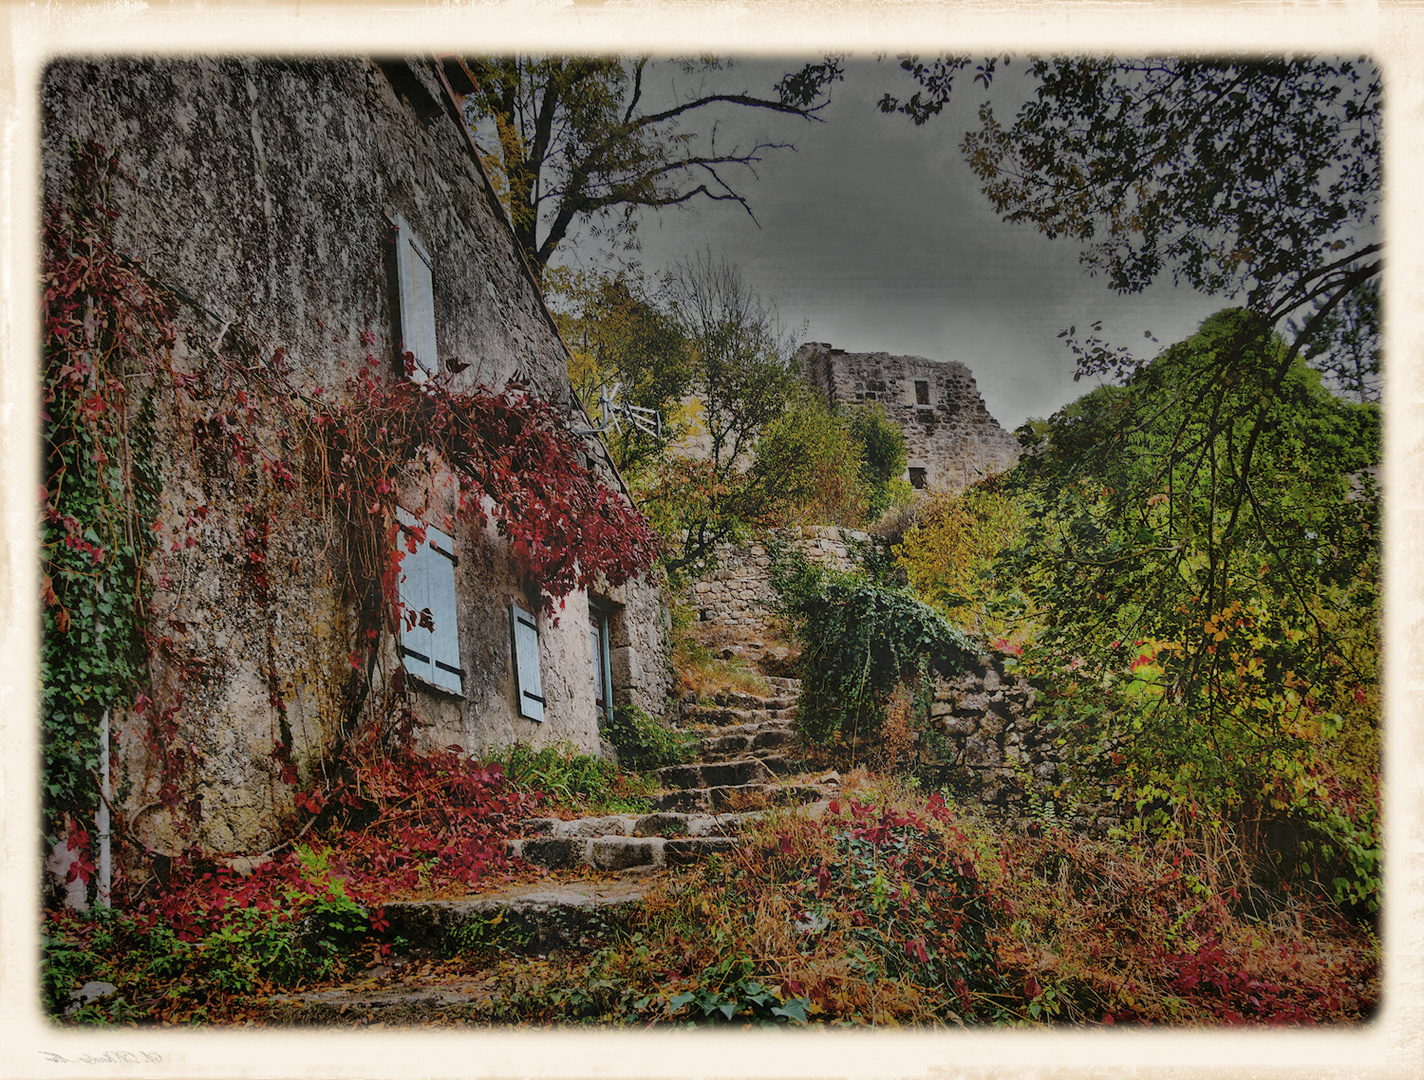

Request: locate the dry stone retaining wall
(685, 530), (1117, 834)
(685, 527), (868, 632)
(922, 654), (1121, 836)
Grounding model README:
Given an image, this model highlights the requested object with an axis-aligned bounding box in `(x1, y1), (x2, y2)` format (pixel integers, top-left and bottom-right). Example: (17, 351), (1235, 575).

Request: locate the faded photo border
(2, 2), (1418, 1079)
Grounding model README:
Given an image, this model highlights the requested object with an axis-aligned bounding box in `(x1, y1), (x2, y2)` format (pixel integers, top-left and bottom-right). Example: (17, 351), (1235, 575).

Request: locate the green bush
(846, 403), (908, 520)
(769, 545), (978, 750)
(495, 741), (654, 814)
(601, 704), (691, 771)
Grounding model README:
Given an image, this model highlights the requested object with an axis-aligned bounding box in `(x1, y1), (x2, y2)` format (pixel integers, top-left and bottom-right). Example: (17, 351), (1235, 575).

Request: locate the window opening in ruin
(909, 467), (927, 490)
(589, 602), (614, 725)
(914, 380), (930, 406)
(396, 508), (464, 695)
(509, 602), (546, 721)
(392, 212), (439, 381)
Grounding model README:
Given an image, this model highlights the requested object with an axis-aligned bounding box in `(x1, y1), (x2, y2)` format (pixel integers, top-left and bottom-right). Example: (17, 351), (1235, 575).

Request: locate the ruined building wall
(795, 343), (1022, 494)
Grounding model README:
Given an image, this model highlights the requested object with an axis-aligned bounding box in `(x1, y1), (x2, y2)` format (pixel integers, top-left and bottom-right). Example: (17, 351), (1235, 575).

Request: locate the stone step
(711, 691), (798, 710)
(655, 757), (775, 790)
(509, 833), (739, 872)
(681, 703), (798, 728)
(388, 877), (651, 953)
(264, 877), (656, 1023)
(691, 726), (794, 761)
(652, 781), (830, 815)
(517, 810), (754, 840)
(688, 717), (791, 740)
(264, 976), (499, 1026)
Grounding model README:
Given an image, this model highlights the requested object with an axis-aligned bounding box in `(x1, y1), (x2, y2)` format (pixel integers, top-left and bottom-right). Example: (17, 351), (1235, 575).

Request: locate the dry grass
(671, 617), (779, 699)
(618, 775), (1381, 1027)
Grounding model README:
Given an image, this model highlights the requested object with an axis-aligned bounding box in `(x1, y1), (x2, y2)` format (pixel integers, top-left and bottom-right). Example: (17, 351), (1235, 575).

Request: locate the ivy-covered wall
(40, 56), (669, 873)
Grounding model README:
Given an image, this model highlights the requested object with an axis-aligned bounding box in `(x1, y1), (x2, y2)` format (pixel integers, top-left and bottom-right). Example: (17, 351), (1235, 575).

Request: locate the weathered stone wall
(685, 527), (868, 633)
(42, 57), (669, 859)
(682, 529), (1119, 833)
(921, 655), (1120, 836)
(606, 573), (675, 719)
(42, 57), (568, 398)
(795, 343), (1021, 494)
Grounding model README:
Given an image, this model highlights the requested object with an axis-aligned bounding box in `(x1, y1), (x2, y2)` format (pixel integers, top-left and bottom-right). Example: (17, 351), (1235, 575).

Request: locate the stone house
(40, 56), (671, 866)
(794, 342), (1021, 493)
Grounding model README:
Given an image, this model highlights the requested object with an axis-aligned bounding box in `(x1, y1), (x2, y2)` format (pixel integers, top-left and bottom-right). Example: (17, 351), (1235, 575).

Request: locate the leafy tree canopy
(550, 258), (900, 578)
(896, 479), (1028, 640)
(998, 309), (1379, 903)
(846, 403), (909, 519)
(663, 251), (802, 471)
(880, 56), (1381, 385)
(619, 254), (800, 579)
(462, 56), (843, 278)
(751, 388), (868, 527)
(548, 267), (695, 473)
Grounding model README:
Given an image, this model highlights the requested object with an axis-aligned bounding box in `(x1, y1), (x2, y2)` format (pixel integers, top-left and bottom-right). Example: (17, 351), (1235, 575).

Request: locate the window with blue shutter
(590, 605), (613, 725)
(392, 213), (438, 381)
(397, 509), (463, 695)
(509, 602), (545, 722)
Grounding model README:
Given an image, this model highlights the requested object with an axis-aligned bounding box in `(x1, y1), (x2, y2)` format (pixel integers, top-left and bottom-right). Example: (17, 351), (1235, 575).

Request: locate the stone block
(559, 815), (635, 838)
(591, 837), (662, 870)
(956, 692), (990, 714)
(633, 813), (691, 837)
(610, 645), (643, 688)
(515, 837), (585, 870)
(963, 733), (998, 768)
(940, 717), (975, 737)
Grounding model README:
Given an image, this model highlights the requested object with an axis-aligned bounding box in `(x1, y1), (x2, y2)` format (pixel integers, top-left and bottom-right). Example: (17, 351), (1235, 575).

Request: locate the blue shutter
(393, 213), (438, 381)
(510, 602), (545, 721)
(424, 524), (463, 695)
(397, 509), (463, 695)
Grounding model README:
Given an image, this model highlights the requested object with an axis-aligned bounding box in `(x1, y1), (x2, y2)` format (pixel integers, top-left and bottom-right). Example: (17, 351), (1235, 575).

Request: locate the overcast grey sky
(550, 56), (1230, 431)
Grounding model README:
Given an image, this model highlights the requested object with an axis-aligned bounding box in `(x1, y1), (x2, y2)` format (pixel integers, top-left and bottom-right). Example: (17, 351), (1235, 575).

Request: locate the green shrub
(495, 741), (654, 814)
(601, 704), (691, 771)
(846, 403), (908, 521)
(769, 545), (978, 751)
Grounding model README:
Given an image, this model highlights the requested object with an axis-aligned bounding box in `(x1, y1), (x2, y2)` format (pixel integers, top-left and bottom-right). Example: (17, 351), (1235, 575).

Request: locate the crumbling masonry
(794, 343), (1022, 493)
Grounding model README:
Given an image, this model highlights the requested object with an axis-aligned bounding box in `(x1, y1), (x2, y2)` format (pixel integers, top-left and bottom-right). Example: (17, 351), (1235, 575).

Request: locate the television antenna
(570, 381), (662, 440)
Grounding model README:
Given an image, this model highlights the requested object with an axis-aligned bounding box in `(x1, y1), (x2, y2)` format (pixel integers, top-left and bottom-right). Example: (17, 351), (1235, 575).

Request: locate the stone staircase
(262, 678), (834, 1024)
(506, 676), (833, 872)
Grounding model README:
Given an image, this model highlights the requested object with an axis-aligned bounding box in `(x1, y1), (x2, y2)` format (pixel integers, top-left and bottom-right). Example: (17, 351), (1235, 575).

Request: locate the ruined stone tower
(793, 343), (1022, 493)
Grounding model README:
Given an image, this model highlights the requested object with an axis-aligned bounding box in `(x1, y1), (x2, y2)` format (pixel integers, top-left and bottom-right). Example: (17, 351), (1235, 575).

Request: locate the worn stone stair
(263, 877), (654, 1025)
(259, 678), (835, 1024)
(508, 677), (830, 866)
(506, 810), (751, 871)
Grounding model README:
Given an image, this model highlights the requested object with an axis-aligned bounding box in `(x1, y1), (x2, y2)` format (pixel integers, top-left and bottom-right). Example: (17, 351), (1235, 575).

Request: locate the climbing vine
(768, 543), (977, 753)
(41, 141), (167, 847)
(41, 141), (658, 884)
